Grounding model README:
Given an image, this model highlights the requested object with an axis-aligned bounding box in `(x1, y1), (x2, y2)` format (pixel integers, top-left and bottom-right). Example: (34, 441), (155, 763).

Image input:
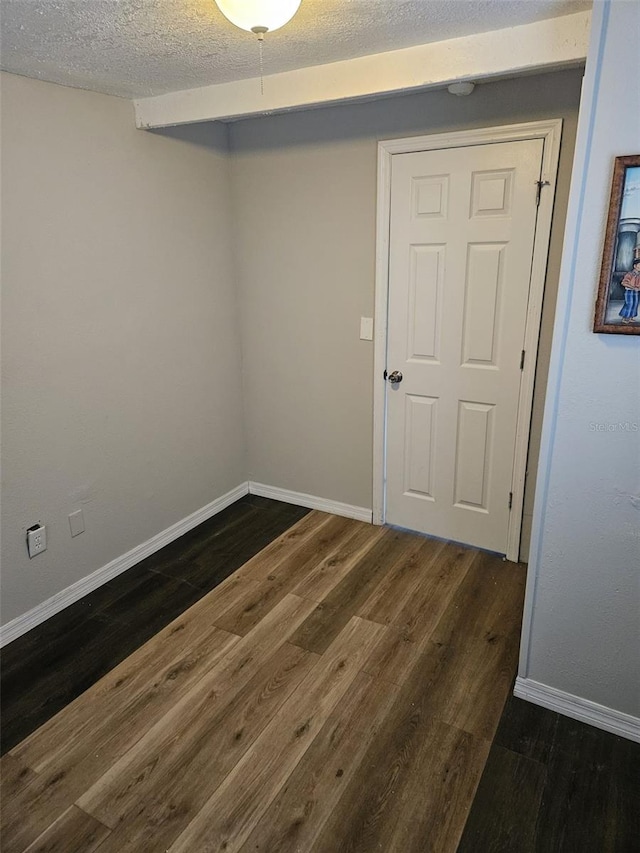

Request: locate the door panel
(385, 139), (544, 553)
(404, 394), (438, 500)
(461, 243), (505, 366)
(407, 245), (443, 361)
(454, 400), (494, 511)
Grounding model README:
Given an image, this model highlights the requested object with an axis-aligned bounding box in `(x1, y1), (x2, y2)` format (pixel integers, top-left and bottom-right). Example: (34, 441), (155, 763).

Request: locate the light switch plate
(69, 508), (85, 537)
(360, 317), (374, 341)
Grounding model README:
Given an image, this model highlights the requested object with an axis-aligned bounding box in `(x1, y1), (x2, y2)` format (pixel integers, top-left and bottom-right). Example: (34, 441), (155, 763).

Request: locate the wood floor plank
(425, 551), (527, 741)
(147, 551), (252, 596)
(86, 643), (318, 853)
(203, 513), (317, 575)
(155, 499), (304, 567)
(493, 692), (559, 765)
(311, 711), (489, 853)
(0, 754), (37, 805)
(217, 521), (387, 638)
(161, 571), (260, 626)
(533, 715), (640, 852)
(304, 554), (521, 853)
(140, 500), (260, 568)
(306, 606), (504, 853)
(413, 636), (512, 746)
(430, 552), (526, 649)
(167, 616), (385, 853)
(382, 722), (490, 853)
(15, 622), (238, 775)
(313, 544), (519, 853)
(175, 507), (323, 593)
(233, 511), (335, 582)
(1, 498), (309, 756)
(384, 541), (478, 642)
(289, 529), (422, 655)
(456, 745), (547, 853)
(238, 670), (401, 853)
(360, 624), (423, 685)
(1, 626), (239, 853)
(3, 595), (312, 853)
(359, 541), (478, 684)
(292, 522), (389, 602)
(78, 593), (317, 827)
(1, 567), (215, 756)
(11, 592), (245, 773)
(356, 534), (448, 625)
(1, 614), (139, 756)
(1, 601), (94, 687)
(64, 569), (205, 638)
(213, 516), (360, 635)
(22, 806), (110, 853)
(0, 767), (74, 853)
(233, 512), (346, 584)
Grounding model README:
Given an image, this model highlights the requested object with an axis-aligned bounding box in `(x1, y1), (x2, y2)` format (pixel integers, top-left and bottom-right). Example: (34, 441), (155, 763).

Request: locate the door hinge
(520, 350), (526, 370)
(535, 179), (550, 207)
(508, 492), (513, 510)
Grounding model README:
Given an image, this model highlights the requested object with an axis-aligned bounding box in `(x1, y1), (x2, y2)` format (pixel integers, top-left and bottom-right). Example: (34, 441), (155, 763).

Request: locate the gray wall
(0, 67), (584, 629)
(229, 69), (583, 553)
(521, 0), (640, 718)
(1, 73), (245, 624)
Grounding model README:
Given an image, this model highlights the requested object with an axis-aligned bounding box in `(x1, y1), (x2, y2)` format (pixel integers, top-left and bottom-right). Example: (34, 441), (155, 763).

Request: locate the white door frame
(372, 119), (563, 562)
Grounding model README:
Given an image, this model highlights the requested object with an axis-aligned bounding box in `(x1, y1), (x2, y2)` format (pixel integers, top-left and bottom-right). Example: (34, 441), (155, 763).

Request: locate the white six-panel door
(385, 139), (544, 554)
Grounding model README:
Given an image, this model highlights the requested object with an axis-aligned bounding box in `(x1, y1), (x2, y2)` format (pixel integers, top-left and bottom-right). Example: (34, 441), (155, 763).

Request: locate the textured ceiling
(1, 0), (591, 99)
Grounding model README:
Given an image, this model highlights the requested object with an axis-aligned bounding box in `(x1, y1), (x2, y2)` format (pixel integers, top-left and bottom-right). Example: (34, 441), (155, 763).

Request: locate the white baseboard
(249, 482), (373, 524)
(1, 481), (371, 648)
(514, 677), (640, 743)
(0, 482), (250, 648)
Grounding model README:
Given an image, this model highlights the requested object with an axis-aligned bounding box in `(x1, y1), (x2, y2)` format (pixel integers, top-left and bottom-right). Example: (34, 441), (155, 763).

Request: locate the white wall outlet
(27, 524), (47, 558)
(360, 316), (374, 341)
(69, 508), (85, 537)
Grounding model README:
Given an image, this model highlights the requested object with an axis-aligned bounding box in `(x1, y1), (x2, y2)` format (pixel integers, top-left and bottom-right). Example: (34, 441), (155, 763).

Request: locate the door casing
(372, 120), (563, 562)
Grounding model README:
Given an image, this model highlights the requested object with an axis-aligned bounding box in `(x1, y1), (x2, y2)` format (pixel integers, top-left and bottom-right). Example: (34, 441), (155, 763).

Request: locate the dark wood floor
(459, 692), (640, 852)
(1, 495), (638, 852)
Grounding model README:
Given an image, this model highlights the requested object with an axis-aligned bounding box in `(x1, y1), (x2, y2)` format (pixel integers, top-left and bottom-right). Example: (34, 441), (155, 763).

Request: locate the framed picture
(593, 155), (640, 334)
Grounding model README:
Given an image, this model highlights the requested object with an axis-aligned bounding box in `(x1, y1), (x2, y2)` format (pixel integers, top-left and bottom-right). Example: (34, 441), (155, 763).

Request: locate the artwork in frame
(594, 155), (640, 334)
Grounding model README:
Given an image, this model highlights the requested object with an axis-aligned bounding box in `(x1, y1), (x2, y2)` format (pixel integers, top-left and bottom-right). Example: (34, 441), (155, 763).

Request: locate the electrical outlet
(27, 524), (47, 558)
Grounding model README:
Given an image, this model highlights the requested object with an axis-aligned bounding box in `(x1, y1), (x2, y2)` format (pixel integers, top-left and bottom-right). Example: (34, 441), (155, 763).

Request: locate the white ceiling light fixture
(447, 81), (476, 96)
(213, 0), (302, 95)
(214, 0), (302, 39)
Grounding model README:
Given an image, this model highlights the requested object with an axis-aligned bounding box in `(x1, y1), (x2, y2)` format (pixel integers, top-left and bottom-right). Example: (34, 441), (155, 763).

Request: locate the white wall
(0, 73), (245, 625)
(230, 70), (583, 543)
(520, 0), (640, 722)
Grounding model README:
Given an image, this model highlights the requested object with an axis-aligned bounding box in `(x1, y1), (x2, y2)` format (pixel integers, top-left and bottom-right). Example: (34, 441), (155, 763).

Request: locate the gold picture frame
(593, 155), (640, 334)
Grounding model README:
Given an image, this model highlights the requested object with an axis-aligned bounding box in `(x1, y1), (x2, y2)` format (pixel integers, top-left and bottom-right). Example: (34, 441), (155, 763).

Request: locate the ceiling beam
(134, 11), (590, 129)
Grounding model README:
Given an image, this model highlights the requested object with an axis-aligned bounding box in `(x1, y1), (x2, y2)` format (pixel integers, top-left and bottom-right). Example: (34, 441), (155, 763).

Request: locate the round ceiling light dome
(214, 0), (302, 34)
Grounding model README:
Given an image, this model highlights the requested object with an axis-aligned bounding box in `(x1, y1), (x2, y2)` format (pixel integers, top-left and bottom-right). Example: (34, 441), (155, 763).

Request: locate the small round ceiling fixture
(447, 81), (476, 96)
(214, 0), (302, 37)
